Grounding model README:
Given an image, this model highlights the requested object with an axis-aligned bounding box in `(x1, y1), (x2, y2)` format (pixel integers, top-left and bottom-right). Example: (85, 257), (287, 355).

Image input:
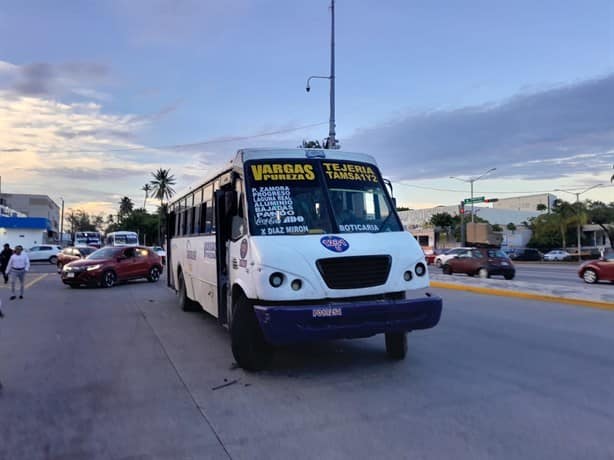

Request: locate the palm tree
(150, 168), (176, 244)
(118, 196), (134, 222)
(142, 183), (152, 209)
(552, 199), (575, 249)
(150, 168), (176, 205)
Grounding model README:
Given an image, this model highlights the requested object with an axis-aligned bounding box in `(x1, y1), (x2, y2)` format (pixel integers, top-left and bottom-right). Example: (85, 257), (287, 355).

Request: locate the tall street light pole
(305, 0), (338, 149)
(450, 168), (497, 223)
(555, 184), (603, 262)
(60, 197), (64, 245)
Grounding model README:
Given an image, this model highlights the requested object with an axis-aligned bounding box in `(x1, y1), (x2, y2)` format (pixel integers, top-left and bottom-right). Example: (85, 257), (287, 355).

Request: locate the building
(0, 215), (56, 248)
(492, 193), (556, 212)
(0, 193), (60, 234)
(398, 206), (541, 229)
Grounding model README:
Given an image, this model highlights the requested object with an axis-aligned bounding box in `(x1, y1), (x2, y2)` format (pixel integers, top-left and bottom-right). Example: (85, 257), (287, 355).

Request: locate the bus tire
(231, 293), (273, 371)
(385, 332), (407, 360)
(177, 271), (199, 312)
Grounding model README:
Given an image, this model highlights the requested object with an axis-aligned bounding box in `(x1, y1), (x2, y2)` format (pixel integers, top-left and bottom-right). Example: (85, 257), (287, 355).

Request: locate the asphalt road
(1, 270), (613, 459)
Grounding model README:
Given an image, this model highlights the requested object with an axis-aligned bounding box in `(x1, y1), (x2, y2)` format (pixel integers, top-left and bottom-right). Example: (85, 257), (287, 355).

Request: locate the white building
(0, 215), (54, 249)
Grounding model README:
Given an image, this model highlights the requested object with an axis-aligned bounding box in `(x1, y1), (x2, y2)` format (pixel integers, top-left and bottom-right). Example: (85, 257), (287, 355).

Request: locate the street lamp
(305, 0), (338, 149)
(59, 197), (64, 246)
(450, 168), (497, 223)
(554, 184), (603, 262)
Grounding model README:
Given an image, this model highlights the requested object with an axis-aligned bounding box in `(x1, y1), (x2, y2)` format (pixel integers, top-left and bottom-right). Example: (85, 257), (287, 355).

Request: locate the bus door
(166, 210), (176, 289)
(214, 187), (237, 326)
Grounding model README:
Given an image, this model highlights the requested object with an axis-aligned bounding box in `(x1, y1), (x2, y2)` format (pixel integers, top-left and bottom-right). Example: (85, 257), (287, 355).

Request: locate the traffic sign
(463, 196), (485, 204)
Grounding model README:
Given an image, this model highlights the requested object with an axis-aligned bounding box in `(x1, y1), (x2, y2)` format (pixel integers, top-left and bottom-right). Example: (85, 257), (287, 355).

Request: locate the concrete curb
(430, 280), (614, 311)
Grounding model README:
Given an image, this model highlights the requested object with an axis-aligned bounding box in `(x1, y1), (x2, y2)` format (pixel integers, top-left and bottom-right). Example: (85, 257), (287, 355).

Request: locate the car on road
(543, 249), (572, 261)
(26, 245), (62, 264)
(506, 248), (543, 261)
(578, 250), (614, 284)
(57, 246), (97, 271)
(150, 246), (166, 265)
(61, 246), (163, 288)
(434, 247), (474, 267)
(442, 248), (515, 279)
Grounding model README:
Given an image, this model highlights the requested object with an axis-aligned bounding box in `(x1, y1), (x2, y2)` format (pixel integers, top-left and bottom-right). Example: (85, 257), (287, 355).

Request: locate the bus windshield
(245, 159), (401, 236)
(114, 234), (138, 245)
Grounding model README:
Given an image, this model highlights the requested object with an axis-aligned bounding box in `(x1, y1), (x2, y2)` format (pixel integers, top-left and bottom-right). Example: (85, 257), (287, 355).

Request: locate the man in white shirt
(5, 245), (30, 300)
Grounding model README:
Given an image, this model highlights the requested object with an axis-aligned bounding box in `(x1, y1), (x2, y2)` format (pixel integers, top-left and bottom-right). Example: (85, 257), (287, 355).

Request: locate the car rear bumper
(253, 294), (443, 346)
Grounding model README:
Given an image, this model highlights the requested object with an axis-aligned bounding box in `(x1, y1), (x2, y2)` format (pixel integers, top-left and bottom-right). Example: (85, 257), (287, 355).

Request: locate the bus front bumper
(253, 294), (442, 346)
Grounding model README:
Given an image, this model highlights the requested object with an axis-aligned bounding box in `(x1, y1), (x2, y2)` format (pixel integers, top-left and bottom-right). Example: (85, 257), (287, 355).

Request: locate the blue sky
(0, 0), (613, 215)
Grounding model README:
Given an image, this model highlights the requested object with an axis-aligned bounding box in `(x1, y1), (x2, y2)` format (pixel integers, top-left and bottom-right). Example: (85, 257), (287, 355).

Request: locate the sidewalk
(430, 273), (614, 310)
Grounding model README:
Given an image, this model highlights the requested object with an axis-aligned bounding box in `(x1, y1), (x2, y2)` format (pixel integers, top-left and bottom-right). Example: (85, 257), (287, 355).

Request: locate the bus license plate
(67, 272), (75, 278)
(312, 307), (342, 318)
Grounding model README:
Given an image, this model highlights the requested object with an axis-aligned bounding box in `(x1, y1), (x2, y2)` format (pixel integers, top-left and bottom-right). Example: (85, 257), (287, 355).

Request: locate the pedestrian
(5, 245), (30, 300)
(0, 243), (12, 284)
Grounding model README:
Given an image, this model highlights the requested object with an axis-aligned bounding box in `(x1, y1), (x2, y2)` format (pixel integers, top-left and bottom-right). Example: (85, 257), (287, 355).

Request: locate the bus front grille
(316, 255), (391, 289)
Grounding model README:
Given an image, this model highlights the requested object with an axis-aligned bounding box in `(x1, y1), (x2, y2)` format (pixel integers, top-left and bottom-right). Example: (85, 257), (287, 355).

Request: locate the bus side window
(186, 207), (193, 235)
(200, 202), (207, 235)
(179, 211), (186, 236)
(205, 200), (213, 233)
(174, 210), (179, 237)
(194, 206), (199, 234)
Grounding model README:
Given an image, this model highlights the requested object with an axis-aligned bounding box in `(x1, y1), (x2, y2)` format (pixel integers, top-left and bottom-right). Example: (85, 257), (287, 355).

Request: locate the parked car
(434, 247), (474, 268)
(56, 246), (97, 271)
(26, 245), (62, 264)
(442, 248), (515, 279)
(150, 246), (166, 265)
(61, 246), (163, 288)
(506, 248), (543, 261)
(543, 250), (572, 261)
(578, 250), (614, 284)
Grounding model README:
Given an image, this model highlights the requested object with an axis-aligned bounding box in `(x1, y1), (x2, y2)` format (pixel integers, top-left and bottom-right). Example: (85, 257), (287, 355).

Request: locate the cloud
(344, 74), (614, 181)
(0, 60), (111, 99)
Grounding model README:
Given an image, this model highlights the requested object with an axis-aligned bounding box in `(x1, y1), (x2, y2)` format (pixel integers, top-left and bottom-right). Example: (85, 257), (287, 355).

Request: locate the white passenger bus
(167, 148), (442, 370)
(105, 231), (139, 247)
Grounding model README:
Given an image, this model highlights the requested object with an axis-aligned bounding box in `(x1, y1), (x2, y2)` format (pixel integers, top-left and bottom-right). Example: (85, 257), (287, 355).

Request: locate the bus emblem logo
(320, 236), (349, 253)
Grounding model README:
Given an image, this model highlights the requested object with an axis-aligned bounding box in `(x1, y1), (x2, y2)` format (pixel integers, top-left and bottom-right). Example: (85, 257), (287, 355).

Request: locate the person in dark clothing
(0, 244), (12, 284)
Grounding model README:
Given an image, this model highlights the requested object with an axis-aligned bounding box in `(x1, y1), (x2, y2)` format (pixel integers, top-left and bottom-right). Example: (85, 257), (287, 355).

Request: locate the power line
(35, 121), (329, 155)
(393, 181), (614, 195)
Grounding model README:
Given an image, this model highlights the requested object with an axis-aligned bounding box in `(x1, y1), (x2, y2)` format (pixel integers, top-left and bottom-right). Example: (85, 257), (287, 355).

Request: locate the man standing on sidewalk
(0, 243), (12, 284)
(5, 245), (30, 300)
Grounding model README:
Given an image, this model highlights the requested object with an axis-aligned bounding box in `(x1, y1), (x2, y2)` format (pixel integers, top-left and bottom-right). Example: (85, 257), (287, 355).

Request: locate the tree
(150, 168), (176, 205)
(491, 224), (503, 232)
(150, 168), (177, 243)
(506, 222), (517, 232)
(587, 201), (614, 249)
(142, 183), (152, 209)
(118, 196), (134, 222)
(536, 203), (547, 212)
(552, 199), (576, 249)
(429, 212), (454, 228)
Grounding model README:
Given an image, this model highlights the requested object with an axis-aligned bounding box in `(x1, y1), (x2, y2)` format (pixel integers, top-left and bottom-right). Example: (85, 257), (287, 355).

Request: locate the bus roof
(237, 148), (378, 165)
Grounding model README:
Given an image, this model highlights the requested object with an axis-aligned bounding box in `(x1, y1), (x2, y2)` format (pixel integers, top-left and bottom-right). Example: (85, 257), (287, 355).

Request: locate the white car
(543, 250), (572, 261)
(26, 245), (62, 264)
(434, 247), (474, 268)
(150, 246), (166, 264)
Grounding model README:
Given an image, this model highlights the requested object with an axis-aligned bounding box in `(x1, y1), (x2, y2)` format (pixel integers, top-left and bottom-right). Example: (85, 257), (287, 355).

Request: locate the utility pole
(60, 198), (64, 245)
(451, 168), (496, 223)
(305, 0), (338, 149)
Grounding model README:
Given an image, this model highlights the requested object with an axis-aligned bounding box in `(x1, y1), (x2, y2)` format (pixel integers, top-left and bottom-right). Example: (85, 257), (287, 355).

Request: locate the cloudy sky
(1, 0), (613, 216)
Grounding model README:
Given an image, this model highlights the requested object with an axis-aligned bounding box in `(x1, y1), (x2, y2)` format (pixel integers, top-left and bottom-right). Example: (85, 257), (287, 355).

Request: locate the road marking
(430, 281), (614, 312)
(25, 273), (48, 288)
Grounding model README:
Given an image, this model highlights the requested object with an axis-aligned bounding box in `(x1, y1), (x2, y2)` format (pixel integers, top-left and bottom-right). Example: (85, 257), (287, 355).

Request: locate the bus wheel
(177, 271), (199, 312)
(231, 293), (273, 371)
(385, 332), (407, 360)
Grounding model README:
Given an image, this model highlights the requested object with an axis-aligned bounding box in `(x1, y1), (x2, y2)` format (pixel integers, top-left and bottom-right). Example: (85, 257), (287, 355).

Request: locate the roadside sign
(463, 196), (485, 204)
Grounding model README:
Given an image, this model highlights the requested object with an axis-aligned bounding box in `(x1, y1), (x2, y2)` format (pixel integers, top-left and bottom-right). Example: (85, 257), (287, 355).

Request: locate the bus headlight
(291, 279), (302, 291)
(269, 272), (284, 287)
(415, 263), (426, 277)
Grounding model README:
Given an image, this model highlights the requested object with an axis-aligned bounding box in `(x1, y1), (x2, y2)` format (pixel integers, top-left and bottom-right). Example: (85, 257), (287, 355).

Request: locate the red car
(578, 250), (614, 284)
(56, 246), (97, 272)
(442, 248), (515, 279)
(61, 246), (163, 288)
